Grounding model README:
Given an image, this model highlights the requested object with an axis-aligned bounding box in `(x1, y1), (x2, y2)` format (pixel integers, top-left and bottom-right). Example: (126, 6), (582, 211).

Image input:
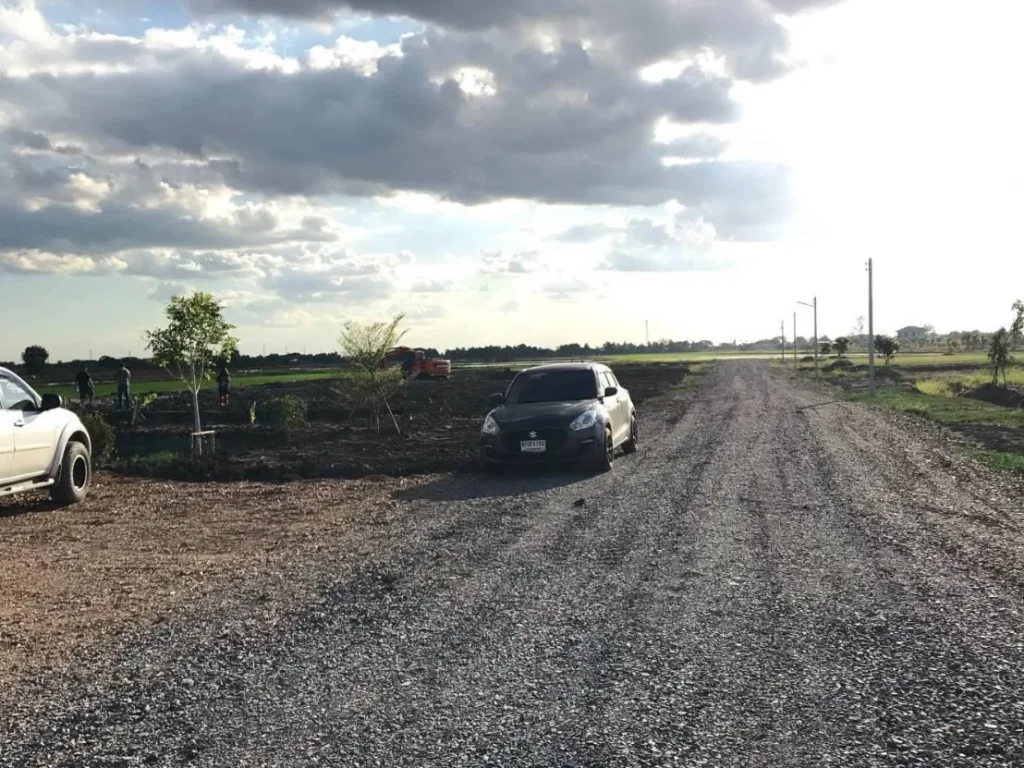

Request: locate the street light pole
(797, 298), (819, 377)
(867, 259), (876, 394)
(793, 311), (797, 369)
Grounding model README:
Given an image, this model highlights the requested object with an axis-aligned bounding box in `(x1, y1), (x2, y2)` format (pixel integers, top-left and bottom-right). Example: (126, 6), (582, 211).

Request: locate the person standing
(115, 362), (132, 411)
(75, 366), (95, 405)
(217, 365), (232, 407)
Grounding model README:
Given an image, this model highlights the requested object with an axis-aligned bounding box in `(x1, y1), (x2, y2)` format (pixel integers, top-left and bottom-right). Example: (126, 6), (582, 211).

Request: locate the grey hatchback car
(480, 363), (638, 472)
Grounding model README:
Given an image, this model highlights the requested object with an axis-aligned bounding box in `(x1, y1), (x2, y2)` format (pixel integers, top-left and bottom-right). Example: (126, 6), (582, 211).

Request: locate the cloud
(147, 279), (197, 302)
(186, 0), (843, 81)
(498, 300), (519, 312)
(481, 249), (542, 274)
(0, 21), (795, 221)
(543, 276), (590, 300)
(410, 279), (453, 293)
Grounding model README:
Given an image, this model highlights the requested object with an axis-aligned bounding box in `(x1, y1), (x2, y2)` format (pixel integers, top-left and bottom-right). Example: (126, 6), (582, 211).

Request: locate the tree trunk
(192, 389), (203, 457)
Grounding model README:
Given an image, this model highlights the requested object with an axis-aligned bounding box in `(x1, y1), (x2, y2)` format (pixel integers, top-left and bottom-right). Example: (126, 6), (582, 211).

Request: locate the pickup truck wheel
(50, 441), (91, 505)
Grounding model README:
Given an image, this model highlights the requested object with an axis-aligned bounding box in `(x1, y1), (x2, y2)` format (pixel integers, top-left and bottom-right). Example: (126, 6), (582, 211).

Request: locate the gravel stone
(2, 362), (1023, 767)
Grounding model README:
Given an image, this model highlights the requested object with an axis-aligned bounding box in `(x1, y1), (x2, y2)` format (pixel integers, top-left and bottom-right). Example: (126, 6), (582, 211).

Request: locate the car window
(600, 372), (615, 392)
(0, 377), (37, 411)
(507, 370), (598, 404)
(607, 371), (620, 388)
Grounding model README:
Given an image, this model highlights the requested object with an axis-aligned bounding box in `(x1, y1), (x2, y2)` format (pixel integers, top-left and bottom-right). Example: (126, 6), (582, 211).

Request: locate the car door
(600, 372), (628, 445)
(0, 375), (58, 480)
(609, 371), (633, 433)
(0, 401), (15, 482)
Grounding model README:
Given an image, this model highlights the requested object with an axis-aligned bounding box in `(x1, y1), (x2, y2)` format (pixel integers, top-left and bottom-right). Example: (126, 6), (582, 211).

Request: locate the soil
(960, 382), (1024, 408)
(98, 364), (690, 481)
(5, 362), (1024, 765)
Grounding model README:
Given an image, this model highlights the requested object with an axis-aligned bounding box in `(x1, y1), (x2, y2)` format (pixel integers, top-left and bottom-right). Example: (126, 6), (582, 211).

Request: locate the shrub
(79, 411), (115, 464)
(266, 395), (307, 426)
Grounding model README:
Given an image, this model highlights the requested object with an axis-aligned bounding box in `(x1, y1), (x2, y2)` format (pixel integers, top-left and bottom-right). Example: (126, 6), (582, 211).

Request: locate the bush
(78, 411), (115, 464)
(266, 395), (307, 426)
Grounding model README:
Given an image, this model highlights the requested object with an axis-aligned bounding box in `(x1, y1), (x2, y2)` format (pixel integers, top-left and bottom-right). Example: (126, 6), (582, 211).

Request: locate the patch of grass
(38, 370), (352, 400)
(964, 449), (1024, 476)
(849, 390), (1024, 429)
(914, 369), (1024, 397)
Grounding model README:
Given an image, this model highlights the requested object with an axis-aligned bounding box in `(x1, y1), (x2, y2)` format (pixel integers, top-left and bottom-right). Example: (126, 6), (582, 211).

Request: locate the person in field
(75, 366), (95, 405)
(115, 362), (132, 411)
(217, 365), (232, 407)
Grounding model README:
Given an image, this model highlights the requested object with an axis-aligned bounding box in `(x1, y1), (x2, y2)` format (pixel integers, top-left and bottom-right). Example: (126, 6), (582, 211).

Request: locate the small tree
(145, 292), (238, 444)
(833, 337), (850, 357)
(21, 345), (49, 377)
(820, 342), (833, 356)
(874, 334), (899, 366)
(987, 300), (1024, 385)
(338, 314), (407, 434)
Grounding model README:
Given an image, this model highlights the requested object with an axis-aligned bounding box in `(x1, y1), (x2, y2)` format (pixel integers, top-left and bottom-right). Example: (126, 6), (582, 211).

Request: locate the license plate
(520, 440), (547, 453)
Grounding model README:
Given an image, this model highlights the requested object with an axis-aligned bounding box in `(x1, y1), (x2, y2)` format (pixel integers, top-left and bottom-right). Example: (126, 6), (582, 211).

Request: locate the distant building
(896, 326), (933, 344)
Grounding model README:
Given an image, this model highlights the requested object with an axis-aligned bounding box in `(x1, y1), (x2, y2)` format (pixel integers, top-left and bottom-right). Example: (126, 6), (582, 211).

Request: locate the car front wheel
(593, 427), (614, 473)
(51, 441), (91, 505)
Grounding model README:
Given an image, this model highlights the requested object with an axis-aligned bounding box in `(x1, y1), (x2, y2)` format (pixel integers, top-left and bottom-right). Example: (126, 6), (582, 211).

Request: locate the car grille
(503, 429), (568, 453)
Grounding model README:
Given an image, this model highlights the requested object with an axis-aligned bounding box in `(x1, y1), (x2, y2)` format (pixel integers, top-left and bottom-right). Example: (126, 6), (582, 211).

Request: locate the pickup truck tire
(50, 441), (91, 505)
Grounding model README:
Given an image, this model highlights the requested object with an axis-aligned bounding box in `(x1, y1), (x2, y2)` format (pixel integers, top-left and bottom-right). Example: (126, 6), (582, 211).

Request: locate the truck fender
(47, 421), (93, 479)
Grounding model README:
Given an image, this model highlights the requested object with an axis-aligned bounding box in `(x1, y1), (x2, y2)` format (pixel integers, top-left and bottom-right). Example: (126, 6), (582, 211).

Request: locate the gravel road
(3, 361), (1023, 767)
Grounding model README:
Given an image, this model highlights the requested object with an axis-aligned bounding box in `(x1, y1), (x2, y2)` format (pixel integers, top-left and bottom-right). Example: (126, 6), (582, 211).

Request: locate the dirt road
(3, 362), (1023, 767)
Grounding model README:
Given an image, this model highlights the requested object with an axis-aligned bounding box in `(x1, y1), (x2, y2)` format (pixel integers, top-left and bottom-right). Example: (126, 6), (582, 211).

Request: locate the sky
(0, 0), (1021, 360)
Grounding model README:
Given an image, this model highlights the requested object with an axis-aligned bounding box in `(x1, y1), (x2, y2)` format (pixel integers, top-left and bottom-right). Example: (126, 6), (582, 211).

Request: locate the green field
(37, 369), (350, 400)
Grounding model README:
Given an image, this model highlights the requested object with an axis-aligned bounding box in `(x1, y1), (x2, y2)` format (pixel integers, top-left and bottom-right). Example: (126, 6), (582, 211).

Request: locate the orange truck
(382, 347), (452, 379)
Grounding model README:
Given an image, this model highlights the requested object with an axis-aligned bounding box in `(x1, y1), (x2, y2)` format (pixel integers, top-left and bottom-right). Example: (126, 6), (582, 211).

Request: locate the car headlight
(569, 410), (598, 431)
(482, 415), (500, 435)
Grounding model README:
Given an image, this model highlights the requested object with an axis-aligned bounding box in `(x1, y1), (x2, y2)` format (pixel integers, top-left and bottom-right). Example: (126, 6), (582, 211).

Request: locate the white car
(0, 367), (92, 505)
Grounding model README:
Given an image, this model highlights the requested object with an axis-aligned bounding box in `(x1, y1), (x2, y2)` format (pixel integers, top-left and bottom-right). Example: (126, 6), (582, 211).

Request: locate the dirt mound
(959, 383), (1023, 409)
(824, 358), (856, 372)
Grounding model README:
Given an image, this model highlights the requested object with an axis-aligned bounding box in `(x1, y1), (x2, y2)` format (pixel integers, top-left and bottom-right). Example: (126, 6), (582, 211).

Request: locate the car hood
(492, 401), (597, 429)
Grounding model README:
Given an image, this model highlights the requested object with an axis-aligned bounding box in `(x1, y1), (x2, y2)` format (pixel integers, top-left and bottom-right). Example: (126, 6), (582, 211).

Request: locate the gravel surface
(3, 361), (1024, 767)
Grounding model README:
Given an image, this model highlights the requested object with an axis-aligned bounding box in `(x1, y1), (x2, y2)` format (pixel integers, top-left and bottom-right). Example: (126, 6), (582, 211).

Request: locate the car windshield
(507, 370), (598, 404)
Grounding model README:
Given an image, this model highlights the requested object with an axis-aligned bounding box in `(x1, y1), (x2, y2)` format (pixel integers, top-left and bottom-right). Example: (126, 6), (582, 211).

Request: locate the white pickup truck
(0, 367), (92, 505)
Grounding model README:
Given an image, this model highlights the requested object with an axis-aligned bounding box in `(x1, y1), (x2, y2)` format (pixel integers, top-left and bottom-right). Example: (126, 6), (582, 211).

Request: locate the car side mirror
(489, 392), (504, 406)
(41, 393), (63, 411)
(604, 387), (618, 398)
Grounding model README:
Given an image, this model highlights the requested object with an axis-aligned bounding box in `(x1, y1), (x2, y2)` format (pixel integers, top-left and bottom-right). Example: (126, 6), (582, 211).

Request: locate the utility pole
(867, 258), (876, 394)
(781, 320), (786, 362)
(645, 320), (649, 347)
(797, 297), (819, 377)
(793, 311), (797, 369)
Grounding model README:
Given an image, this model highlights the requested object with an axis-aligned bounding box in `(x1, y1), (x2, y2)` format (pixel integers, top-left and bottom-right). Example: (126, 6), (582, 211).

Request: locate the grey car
(480, 363), (638, 472)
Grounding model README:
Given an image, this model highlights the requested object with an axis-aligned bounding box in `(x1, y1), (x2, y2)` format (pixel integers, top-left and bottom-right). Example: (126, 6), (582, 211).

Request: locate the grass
(37, 370), (351, 400)
(914, 370), (1024, 397)
(963, 449), (1024, 476)
(848, 390), (1024, 429)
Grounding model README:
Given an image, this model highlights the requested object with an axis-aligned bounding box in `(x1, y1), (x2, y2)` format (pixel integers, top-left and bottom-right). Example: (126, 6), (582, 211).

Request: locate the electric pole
(797, 297), (819, 377)
(645, 320), (649, 347)
(867, 258), (876, 394)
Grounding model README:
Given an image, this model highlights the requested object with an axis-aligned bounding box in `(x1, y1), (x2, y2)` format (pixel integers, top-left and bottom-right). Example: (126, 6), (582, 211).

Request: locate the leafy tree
(833, 337), (850, 357)
(338, 314), (407, 434)
(874, 335), (899, 366)
(820, 342), (833, 356)
(145, 292), (238, 443)
(21, 345), (49, 377)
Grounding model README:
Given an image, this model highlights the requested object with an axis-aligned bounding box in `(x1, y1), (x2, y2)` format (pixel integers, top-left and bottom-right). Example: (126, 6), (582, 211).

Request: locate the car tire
(593, 427), (614, 473)
(623, 417), (639, 454)
(50, 441), (91, 505)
